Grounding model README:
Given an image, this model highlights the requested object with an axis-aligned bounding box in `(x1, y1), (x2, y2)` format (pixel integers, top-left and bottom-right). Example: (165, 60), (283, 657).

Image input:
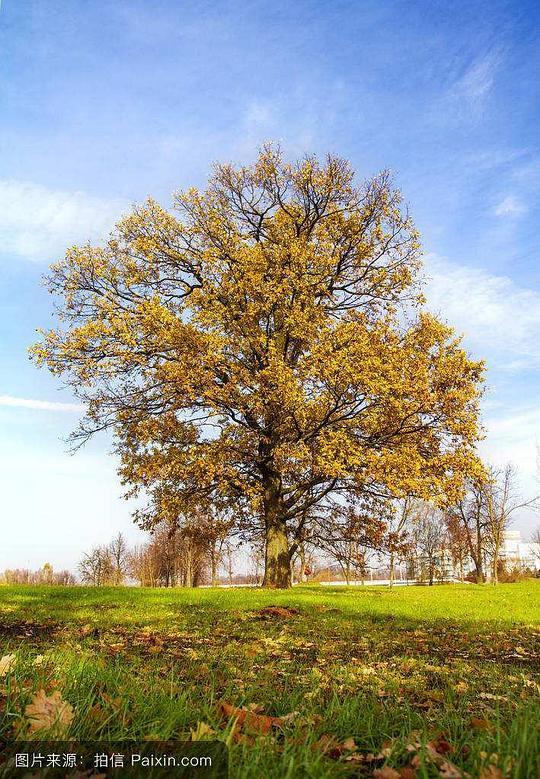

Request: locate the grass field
(0, 582), (539, 778)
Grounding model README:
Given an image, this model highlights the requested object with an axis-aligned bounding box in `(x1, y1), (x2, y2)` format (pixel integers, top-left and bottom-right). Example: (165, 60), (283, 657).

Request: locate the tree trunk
(262, 472), (291, 588)
(475, 558), (483, 584)
(475, 525), (484, 583)
(210, 543), (218, 587)
(298, 544), (307, 583)
(492, 546), (499, 585)
(389, 551), (395, 587)
(263, 521), (291, 588)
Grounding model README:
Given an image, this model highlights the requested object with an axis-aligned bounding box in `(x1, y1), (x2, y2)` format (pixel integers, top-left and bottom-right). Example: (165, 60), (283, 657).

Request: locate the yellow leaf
(190, 721), (216, 741)
(0, 654), (16, 676)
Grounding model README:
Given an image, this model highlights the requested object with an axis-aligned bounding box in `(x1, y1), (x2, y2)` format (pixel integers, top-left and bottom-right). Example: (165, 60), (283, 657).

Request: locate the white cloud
(424, 254), (540, 361)
(0, 180), (127, 262)
(494, 195), (527, 217)
(452, 51), (500, 105)
(0, 395), (83, 412)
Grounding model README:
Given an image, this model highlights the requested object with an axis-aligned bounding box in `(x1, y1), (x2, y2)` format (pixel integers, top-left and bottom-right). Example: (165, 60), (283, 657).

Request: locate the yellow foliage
(31, 147), (484, 585)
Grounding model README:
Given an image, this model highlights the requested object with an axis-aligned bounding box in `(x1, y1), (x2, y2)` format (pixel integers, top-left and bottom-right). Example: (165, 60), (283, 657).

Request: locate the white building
(499, 530), (540, 571)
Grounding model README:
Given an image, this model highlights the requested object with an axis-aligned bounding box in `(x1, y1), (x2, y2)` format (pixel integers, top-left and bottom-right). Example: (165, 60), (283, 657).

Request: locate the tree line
(73, 462), (538, 587)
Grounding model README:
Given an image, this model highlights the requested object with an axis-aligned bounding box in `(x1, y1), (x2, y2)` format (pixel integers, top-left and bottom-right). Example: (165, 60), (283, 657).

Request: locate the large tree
(32, 147), (484, 587)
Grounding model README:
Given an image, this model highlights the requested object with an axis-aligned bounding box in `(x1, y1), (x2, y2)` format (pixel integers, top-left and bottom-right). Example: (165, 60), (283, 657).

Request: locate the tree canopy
(32, 146), (484, 587)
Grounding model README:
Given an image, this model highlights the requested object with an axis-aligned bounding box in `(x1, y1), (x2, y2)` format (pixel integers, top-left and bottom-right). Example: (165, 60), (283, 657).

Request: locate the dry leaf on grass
(219, 702), (283, 739)
(24, 689), (74, 736)
(373, 767), (400, 779)
(0, 654), (16, 676)
(398, 768), (417, 779)
(479, 767), (504, 779)
(437, 760), (462, 778)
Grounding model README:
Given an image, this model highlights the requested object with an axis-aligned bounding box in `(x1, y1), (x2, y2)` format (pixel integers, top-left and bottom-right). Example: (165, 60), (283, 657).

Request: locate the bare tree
(483, 464), (540, 583)
(412, 503), (447, 586)
(79, 546), (114, 586)
(447, 480), (488, 583)
(128, 524), (208, 587)
(109, 533), (129, 585)
(385, 498), (414, 585)
(530, 526), (540, 568)
(314, 502), (387, 584)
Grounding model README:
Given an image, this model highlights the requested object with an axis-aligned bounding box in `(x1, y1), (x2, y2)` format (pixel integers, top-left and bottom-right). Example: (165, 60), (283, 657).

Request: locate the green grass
(1, 582), (539, 778)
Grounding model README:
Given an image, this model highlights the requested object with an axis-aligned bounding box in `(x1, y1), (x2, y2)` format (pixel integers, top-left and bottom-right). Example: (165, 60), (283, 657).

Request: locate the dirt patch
(254, 606), (300, 620)
(0, 621), (59, 640)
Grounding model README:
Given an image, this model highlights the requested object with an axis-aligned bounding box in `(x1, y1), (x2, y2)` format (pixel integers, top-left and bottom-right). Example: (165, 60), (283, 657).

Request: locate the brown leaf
(478, 767), (503, 779)
(438, 760), (462, 778)
(428, 736), (453, 755)
(24, 689), (74, 736)
(219, 702), (283, 737)
(373, 768), (400, 779)
(399, 768), (417, 779)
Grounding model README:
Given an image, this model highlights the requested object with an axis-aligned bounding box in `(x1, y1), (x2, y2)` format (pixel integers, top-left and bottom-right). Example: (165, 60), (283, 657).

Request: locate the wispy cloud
(424, 253), (540, 361)
(439, 49), (502, 120)
(0, 180), (127, 262)
(494, 194), (528, 217)
(0, 395), (83, 412)
(479, 404), (540, 494)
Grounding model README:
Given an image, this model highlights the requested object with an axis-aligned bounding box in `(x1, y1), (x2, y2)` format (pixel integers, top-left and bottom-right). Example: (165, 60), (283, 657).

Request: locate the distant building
(499, 530), (540, 570)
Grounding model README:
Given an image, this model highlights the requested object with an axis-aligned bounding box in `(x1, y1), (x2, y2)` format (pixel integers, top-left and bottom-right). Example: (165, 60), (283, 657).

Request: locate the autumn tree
(445, 510), (469, 581)
(32, 147), (484, 588)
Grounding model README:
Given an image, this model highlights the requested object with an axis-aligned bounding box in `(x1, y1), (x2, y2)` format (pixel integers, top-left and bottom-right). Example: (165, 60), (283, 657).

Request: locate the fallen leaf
(478, 693), (507, 702)
(399, 768), (417, 779)
(24, 689), (74, 736)
(373, 768), (400, 779)
(32, 655), (45, 667)
(219, 702), (283, 738)
(438, 760), (461, 778)
(428, 736), (453, 755)
(0, 654), (16, 676)
(479, 767), (503, 779)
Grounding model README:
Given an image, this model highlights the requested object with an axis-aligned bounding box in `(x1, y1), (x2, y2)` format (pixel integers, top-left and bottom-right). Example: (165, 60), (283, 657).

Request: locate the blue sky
(1, 0), (540, 570)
